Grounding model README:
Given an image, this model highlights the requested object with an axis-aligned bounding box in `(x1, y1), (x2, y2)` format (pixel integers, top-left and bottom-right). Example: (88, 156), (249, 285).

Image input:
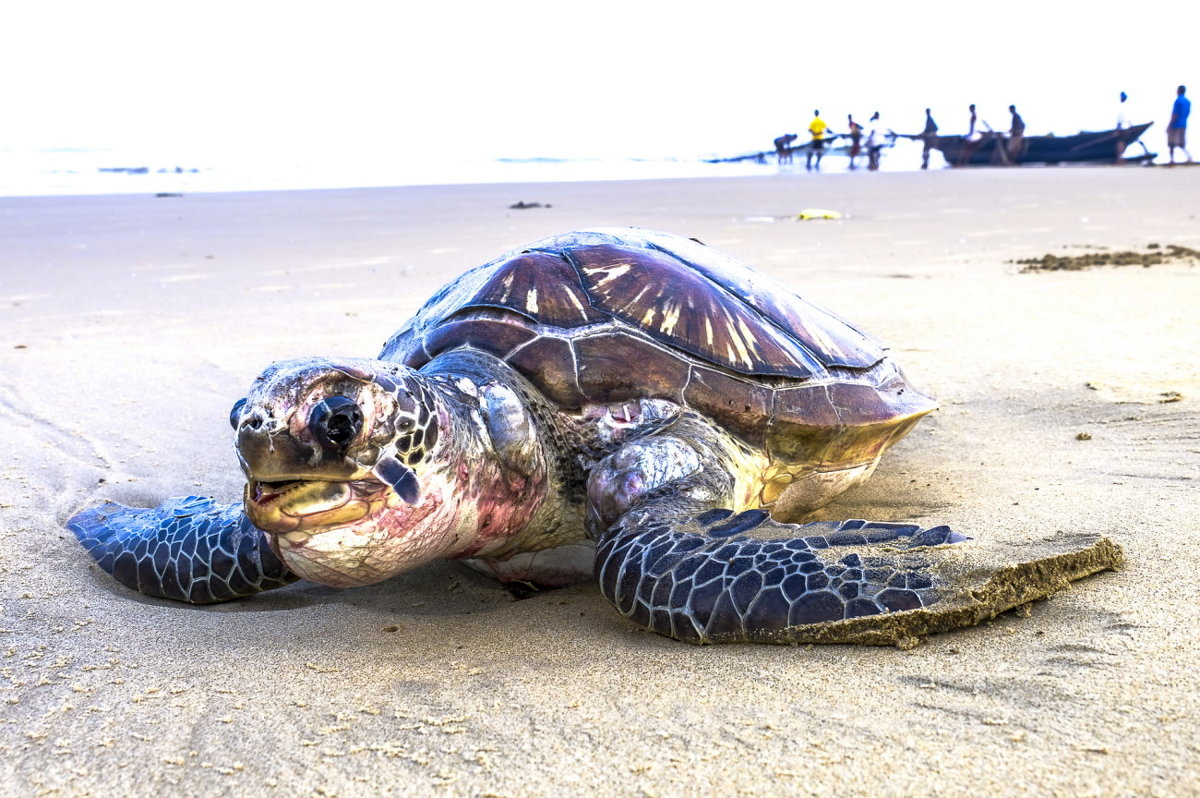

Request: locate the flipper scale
(68, 497), (298, 603)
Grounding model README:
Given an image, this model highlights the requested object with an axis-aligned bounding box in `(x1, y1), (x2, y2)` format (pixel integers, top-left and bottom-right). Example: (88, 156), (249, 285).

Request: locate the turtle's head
(231, 357), (453, 587)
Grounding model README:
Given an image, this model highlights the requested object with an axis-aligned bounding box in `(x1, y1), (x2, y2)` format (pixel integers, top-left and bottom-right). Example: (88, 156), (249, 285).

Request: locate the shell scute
(567, 244), (824, 379)
(765, 385), (843, 464)
(503, 335), (582, 407)
(681, 366), (774, 446)
(635, 232), (885, 369)
(418, 310), (537, 366)
(827, 382), (902, 423)
(772, 384), (841, 428)
(573, 331), (689, 405)
(471, 251), (604, 326)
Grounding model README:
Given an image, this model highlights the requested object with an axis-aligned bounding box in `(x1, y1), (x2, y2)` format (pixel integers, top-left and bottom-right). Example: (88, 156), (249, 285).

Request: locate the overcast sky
(3, 1), (1196, 162)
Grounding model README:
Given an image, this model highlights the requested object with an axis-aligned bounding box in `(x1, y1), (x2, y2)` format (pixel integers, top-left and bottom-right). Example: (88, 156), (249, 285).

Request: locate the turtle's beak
(243, 478), (388, 533)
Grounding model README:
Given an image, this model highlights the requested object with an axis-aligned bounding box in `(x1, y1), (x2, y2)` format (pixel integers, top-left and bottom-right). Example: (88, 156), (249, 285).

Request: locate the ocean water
(0, 140), (935, 198)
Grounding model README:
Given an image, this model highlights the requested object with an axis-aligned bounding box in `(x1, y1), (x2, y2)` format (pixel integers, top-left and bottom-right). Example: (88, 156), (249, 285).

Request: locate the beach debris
(1014, 244), (1200, 272)
(509, 201), (550, 210)
(795, 208), (843, 221)
(99, 166), (198, 175)
(1075, 432), (1092, 441)
(69, 228), (1123, 647)
(1085, 382), (1184, 404)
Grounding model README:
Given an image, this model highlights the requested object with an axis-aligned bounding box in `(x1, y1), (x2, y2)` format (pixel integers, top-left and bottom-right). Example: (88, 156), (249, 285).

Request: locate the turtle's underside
(69, 229), (1123, 645)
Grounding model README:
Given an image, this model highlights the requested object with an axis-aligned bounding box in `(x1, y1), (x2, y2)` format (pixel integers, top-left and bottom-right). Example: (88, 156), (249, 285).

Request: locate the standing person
(1007, 104), (1025, 163)
(847, 114), (863, 170)
(1168, 85), (1193, 164)
(773, 133), (797, 165)
(806, 110), (829, 171)
(920, 108), (938, 169)
(1115, 91), (1130, 162)
(866, 112), (885, 171)
(957, 103), (981, 166)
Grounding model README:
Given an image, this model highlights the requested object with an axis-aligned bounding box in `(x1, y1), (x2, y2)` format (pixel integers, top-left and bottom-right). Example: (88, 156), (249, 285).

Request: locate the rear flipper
(588, 412), (1124, 646)
(69, 497), (298, 603)
(597, 512), (1122, 645)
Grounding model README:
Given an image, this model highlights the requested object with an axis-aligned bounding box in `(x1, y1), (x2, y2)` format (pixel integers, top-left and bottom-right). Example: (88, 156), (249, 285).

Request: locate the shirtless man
(1007, 105), (1025, 163)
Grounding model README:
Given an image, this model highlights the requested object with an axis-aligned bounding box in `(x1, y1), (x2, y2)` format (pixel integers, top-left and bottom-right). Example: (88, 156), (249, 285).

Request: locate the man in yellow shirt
(807, 110), (829, 170)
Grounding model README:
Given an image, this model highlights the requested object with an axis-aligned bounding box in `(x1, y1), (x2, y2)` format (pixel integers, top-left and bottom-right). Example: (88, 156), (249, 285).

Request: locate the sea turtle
(69, 229), (1122, 645)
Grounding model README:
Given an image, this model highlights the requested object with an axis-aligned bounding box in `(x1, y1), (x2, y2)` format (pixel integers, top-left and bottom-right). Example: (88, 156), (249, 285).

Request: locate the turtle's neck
(413, 351), (567, 561)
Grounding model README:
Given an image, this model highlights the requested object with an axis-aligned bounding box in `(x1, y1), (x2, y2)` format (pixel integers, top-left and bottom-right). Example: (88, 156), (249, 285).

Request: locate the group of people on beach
(774, 104), (1022, 171)
(772, 84), (1192, 169)
(952, 103), (1026, 166)
(774, 110), (890, 171)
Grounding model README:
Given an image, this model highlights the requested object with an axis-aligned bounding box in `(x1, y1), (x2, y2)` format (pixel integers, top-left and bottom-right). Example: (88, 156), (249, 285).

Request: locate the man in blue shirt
(1168, 85), (1192, 164)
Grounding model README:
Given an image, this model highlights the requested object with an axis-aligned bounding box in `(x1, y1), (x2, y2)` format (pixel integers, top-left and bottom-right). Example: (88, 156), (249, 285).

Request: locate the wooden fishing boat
(933, 122), (1154, 166)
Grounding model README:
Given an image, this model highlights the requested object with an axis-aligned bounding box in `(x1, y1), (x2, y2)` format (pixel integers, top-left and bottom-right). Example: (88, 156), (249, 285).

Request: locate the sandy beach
(2, 167), (1198, 796)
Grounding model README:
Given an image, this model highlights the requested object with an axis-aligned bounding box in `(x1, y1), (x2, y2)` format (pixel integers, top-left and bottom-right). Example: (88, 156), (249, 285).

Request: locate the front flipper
(587, 412), (1124, 646)
(69, 496), (299, 603)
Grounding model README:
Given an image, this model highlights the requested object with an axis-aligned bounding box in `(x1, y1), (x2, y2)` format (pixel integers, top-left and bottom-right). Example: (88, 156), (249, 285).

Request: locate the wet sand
(1, 167), (1198, 796)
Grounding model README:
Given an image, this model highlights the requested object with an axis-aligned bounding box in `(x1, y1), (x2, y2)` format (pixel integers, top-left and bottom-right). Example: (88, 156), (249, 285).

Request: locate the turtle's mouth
(244, 477), (388, 534)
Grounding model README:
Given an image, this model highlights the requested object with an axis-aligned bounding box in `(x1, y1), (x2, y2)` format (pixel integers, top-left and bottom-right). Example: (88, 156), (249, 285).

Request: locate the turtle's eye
(229, 398), (248, 429)
(310, 396), (364, 452)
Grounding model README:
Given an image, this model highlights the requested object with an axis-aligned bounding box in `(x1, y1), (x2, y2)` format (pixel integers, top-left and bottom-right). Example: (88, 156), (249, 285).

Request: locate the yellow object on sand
(795, 208), (843, 220)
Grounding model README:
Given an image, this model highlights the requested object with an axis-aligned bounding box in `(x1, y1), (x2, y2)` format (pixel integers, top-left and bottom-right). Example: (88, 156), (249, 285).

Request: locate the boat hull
(934, 123), (1153, 166)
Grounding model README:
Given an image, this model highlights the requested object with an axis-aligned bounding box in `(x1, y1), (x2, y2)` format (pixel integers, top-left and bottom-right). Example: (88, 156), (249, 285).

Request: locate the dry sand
(1, 167), (1198, 796)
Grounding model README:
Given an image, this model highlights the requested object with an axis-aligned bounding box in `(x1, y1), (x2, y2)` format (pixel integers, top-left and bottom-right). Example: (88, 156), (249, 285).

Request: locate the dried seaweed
(1015, 244), (1200, 272)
